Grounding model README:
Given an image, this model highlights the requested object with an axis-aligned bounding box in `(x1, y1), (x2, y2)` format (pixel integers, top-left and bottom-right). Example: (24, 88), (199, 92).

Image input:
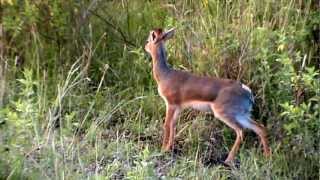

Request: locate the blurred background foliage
(0, 0), (319, 179)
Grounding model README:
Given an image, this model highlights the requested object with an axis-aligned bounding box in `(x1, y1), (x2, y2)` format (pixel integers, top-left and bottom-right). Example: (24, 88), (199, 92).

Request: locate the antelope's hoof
(223, 158), (234, 166)
(264, 148), (272, 157)
(161, 145), (171, 152)
(224, 160), (231, 165)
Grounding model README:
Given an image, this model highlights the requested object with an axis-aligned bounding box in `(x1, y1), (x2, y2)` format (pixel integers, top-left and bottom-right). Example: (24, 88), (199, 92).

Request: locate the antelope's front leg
(162, 105), (180, 151)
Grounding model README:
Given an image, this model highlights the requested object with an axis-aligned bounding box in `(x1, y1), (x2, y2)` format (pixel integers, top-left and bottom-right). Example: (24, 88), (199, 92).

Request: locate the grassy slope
(0, 0), (319, 179)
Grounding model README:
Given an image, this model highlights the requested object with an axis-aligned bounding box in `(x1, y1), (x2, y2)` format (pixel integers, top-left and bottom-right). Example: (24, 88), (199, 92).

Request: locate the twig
(88, 10), (137, 47)
(237, 33), (251, 81)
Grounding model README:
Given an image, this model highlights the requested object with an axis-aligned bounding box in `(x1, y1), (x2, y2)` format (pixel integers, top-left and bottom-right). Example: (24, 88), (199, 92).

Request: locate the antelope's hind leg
(221, 117), (244, 164)
(212, 112), (244, 163)
(247, 119), (271, 157)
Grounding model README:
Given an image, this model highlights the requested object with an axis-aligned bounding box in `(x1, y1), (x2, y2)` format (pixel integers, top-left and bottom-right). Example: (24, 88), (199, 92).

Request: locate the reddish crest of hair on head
(153, 28), (163, 36)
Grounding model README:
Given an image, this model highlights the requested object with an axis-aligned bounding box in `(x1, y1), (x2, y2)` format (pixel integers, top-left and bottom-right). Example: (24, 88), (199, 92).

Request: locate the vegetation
(0, 0), (319, 179)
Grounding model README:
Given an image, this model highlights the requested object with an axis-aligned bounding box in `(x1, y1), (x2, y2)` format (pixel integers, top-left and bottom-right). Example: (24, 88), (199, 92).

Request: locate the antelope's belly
(182, 101), (212, 112)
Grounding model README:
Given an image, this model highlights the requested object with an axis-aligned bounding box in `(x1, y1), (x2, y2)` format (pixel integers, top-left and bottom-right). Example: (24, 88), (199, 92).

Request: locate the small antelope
(144, 28), (271, 164)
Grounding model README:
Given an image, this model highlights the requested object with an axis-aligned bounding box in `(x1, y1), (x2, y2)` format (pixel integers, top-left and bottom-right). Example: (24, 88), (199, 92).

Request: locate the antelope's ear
(161, 28), (175, 41)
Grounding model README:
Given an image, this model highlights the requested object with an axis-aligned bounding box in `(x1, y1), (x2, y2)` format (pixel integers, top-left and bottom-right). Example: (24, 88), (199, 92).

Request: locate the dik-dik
(144, 28), (271, 164)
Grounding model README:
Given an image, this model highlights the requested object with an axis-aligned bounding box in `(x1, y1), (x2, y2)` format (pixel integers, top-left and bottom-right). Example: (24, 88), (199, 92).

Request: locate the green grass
(0, 0), (319, 179)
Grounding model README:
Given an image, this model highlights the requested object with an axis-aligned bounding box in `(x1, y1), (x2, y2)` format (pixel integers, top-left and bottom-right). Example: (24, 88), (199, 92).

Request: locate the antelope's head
(144, 28), (175, 54)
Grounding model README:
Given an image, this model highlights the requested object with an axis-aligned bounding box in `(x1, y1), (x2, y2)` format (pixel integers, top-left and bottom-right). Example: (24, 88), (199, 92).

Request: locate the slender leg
(224, 123), (243, 163)
(249, 119), (271, 157)
(213, 113), (244, 163)
(162, 105), (180, 151)
(166, 106), (180, 150)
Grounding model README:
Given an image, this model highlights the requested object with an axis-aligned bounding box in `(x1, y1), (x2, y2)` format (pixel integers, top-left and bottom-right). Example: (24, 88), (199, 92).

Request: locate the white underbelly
(157, 87), (212, 112)
(182, 101), (212, 112)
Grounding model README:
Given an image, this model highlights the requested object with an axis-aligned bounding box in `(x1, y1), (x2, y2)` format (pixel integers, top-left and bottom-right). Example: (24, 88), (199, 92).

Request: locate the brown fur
(158, 70), (239, 104)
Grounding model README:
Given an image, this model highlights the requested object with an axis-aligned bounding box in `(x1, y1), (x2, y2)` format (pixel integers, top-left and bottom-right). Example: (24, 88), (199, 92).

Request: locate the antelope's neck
(151, 45), (171, 83)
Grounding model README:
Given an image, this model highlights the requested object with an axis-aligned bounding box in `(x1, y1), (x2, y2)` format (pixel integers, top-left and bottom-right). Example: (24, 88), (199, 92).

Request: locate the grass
(0, 0), (319, 179)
